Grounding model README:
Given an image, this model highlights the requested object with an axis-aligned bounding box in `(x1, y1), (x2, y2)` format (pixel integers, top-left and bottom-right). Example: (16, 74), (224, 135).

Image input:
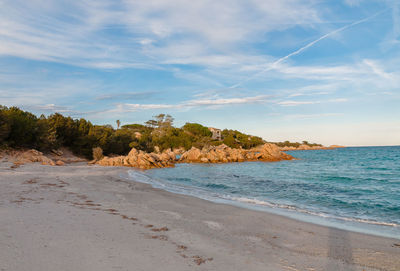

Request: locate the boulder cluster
(96, 148), (179, 169)
(96, 143), (293, 169)
(179, 143), (293, 163)
(3, 149), (57, 166)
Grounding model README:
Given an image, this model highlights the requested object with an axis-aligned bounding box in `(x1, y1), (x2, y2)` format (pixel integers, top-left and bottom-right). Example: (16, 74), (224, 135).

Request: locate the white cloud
(363, 59), (393, 80)
(0, 0), (321, 68)
(25, 104), (73, 113)
(277, 98), (347, 106)
(187, 96), (268, 106)
(288, 91), (330, 97)
(104, 95), (270, 113)
(271, 60), (392, 81)
(278, 100), (320, 106)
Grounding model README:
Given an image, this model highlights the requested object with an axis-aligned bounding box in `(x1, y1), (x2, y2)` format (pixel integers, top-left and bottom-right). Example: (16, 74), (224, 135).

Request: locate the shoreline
(1, 163), (399, 270)
(127, 167), (400, 241)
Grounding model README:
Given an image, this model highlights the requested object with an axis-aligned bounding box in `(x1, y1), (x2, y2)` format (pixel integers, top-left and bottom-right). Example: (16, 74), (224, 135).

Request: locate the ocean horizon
(126, 146), (400, 240)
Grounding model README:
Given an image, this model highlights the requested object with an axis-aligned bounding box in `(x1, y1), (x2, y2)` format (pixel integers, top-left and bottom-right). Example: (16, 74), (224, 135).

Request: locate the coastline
(1, 163), (399, 271)
(129, 166), (400, 240)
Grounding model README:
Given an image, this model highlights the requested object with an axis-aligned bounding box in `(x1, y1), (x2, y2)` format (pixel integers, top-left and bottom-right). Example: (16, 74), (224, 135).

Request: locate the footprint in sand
(159, 210), (182, 219)
(204, 221), (222, 230)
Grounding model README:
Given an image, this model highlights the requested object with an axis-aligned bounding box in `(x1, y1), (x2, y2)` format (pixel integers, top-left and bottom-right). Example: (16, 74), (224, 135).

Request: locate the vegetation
(221, 129), (264, 149)
(92, 147), (104, 161)
(272, 140), (322, 148)
(0, 106), (269, 159)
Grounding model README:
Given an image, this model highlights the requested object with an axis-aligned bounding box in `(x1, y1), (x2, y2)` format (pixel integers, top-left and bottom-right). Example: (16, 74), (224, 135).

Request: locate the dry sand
(0, 162), (399, 271)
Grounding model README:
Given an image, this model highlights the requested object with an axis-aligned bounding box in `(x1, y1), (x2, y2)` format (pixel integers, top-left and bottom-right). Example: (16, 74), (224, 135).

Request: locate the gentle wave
(127, 146), (400, 239)
(227, 196), (400, 228)
(126, 169), (400, 229)
(205, 183), (232, 189)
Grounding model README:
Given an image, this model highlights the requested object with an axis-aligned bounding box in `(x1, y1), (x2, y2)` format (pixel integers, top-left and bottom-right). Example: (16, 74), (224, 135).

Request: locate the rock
(173, 148), (185, 155)
(55, 160), (65, 166)
(128, 148), (139, 157)
(97, 147), (176, 169)
(97, 143), (294, 169)
(180, 147), (202, 162)
(51, 149), (63, 156)
(328, 145), (345, 149)
(179, 143), (293, 164)
(160, 148), (176, 161)
(8, 149), (56, 166)
(200, 157), (209, 163)
(253, 143), (293, 161)
(280, 146), (296, 151)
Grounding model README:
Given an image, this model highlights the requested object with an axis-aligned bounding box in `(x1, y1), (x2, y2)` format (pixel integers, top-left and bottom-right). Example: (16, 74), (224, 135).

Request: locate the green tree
(0, 107), (10, 145)
(148, 114), (174, 129)
(145, 119), (157, 128)
(182, 123), (212, 137)
(3, 107), (39, 148)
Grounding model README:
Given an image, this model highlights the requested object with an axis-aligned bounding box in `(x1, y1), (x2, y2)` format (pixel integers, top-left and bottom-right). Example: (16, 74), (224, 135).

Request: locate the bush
(182, 123), (212, 137)
(92, 147), (104, 161)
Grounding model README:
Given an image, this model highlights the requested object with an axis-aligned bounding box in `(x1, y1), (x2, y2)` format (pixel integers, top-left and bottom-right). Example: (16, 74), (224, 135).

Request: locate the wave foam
(227, 196), (399, 228)
(125, 170), (399, 229)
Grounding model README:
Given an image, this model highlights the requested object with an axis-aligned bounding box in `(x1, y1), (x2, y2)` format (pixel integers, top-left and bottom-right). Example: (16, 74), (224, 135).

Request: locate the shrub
(92, 147), (104, 161)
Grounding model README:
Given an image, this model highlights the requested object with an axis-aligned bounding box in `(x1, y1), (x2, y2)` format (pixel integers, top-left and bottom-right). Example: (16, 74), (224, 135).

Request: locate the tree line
(0, 106), (266, 159)
(273, 140), (322, 148)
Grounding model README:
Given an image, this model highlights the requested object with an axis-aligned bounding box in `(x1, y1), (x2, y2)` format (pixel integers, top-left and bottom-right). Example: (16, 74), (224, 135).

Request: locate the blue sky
(0, 0), (399, 146)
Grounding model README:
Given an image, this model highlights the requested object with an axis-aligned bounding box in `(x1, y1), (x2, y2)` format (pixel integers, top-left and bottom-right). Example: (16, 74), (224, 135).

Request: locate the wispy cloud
(278, 101), (320, 106)
(95, 91), (159, 101)
(24, 104), (73, 113)
(0, 0), (321, 69)
(277, 98), (348, 106)
(105, 95), (270, 113)
(228, 9), (388, 88)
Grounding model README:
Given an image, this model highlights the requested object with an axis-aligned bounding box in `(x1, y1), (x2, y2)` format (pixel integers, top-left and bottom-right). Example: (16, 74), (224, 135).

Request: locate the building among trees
(208, 127), (222, 140)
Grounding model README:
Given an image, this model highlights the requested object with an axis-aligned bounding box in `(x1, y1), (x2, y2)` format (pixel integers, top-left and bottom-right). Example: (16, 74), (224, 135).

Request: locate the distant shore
(279, 144), (346, 151)
(1, 162), (399, 271)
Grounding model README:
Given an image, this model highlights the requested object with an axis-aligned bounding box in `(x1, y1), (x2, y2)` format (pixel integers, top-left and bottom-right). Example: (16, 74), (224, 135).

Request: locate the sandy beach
(0, 162), (399, 271)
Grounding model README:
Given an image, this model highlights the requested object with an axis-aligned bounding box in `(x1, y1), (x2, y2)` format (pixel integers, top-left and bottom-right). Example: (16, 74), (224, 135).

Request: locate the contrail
(229, 9), (389, 89)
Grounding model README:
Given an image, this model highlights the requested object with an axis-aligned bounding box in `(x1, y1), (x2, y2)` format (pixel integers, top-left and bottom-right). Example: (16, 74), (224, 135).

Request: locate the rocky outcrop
(47, 147), (87, 163)
(179, 143), (294, 163)
(280, 145), (345, 151)
(96, 148), (177, 169)
(328, 145), (346, 149)
(1, 148), (87, 167)
(96, 144), (293, 169)
(55, 160), (65, 166)
(4, 149), (56, 166)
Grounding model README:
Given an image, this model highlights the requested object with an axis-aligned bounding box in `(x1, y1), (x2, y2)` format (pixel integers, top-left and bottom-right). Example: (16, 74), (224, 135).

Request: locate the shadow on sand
(326, 228), (355, 271)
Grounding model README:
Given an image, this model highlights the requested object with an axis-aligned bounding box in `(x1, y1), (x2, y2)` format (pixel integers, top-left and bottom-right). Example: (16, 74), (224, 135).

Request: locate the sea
(126, 146), (400, 239)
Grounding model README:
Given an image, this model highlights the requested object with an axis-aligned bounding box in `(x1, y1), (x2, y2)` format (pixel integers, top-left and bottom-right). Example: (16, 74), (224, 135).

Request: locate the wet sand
(0, 163), (399, 271)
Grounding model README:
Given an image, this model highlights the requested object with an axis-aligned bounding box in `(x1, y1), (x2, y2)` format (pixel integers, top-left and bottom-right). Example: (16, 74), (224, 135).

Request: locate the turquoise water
(127, 146), (400, 239)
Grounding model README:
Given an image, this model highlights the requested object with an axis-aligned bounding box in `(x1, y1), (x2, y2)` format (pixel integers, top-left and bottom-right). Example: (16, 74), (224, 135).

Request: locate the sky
(0, 0), (399, 146)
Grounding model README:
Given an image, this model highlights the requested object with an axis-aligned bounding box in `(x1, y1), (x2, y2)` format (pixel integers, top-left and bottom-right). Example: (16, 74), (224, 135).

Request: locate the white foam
(125, 170), (400, 231)
(227, 196), (399, 228)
